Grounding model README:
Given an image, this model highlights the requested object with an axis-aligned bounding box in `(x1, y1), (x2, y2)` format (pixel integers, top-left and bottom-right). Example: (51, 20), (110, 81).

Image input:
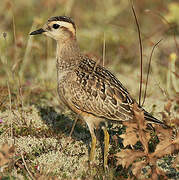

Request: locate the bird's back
(58, 55), (164, 125)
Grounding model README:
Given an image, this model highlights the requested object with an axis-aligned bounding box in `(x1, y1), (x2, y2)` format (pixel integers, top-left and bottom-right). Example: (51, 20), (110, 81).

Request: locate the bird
(30, 16), (166, 167)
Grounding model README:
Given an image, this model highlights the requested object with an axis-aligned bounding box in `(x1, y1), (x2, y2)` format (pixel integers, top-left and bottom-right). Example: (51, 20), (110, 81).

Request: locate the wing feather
(63, 56), (164, 125)
(66, 57), (135, 121)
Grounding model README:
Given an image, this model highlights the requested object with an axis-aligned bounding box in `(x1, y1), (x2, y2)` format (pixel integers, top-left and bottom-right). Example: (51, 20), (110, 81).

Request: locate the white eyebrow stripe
(57, 21), (75, 35)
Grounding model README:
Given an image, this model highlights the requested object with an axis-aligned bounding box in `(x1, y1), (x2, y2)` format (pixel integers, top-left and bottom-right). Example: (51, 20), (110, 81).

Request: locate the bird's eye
(53, 24), (60, 29)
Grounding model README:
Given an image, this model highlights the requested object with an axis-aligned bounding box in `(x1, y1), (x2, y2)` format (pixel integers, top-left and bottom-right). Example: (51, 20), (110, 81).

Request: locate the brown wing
(66, 56), (135, 121)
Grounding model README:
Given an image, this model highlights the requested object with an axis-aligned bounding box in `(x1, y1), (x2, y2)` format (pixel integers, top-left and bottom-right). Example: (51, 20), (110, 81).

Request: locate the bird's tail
(143, 110), (171, 129)
(144, 110), (164, 125)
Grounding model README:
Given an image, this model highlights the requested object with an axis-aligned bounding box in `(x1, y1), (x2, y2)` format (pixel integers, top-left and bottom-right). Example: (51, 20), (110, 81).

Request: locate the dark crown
(48, 16), (76, 29)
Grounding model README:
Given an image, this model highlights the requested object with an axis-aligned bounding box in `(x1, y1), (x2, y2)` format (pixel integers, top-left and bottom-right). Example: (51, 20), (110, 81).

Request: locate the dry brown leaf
(133, 103), (149, 154)
(139, 131), (149, 154)
(116, 149), (145, 168)
(152, 134), (179, 158)
(116, 101), (179, 179)
(164, 100), (172, 113)
(133, 103), (146, 129)
(120, 123), (139, 147)
(155, 125), (173, 141)
(120, 133), (138, 147)
(120, 104), (151, 148)
(152, 139), (173, 158)
(131, 160), (147, 177)
(119, 103), (151, 151)
(0, 143), (15, 166)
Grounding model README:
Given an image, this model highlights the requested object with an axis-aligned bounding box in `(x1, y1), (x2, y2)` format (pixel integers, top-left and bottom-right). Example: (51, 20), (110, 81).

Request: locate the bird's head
(30, 16), (76, 41)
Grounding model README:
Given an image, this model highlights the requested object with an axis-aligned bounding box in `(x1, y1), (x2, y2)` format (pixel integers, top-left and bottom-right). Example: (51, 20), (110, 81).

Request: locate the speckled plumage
(30, 16), (165, 167)
(56, 52), (163, 125)
(60, 56), (134, 121)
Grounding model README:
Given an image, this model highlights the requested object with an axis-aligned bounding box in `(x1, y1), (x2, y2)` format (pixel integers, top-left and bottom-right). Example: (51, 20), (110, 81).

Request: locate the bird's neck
(56, 38), (80, 70)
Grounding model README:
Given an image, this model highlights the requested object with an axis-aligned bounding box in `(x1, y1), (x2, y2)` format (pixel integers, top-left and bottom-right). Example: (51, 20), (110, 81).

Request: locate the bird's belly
(57, 72), (80, 111)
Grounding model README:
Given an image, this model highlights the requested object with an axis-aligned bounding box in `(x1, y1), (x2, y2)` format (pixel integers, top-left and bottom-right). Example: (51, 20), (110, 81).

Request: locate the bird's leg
(86, 120), (96, 163)
(102, 126), (109, 168)
(89, 133), (97, 162)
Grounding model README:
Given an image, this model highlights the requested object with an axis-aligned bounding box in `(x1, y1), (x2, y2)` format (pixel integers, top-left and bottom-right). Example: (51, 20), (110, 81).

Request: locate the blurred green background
(0, 0), (178, 91)
(0, 0), (178, 117)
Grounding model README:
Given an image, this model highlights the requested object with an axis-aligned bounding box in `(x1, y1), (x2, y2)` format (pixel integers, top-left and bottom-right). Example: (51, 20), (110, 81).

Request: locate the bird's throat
(56, 38), (80, 70)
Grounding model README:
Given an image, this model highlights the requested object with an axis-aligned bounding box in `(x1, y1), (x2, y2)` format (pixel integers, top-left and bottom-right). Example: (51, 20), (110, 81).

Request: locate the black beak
(30, 28), (45, 35)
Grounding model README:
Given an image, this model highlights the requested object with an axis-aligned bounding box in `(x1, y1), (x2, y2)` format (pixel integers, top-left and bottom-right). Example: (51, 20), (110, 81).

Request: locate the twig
(18, 76), (24, 108)
(7, 82), (13, 140)
(145, 9), (179, 54)
(21, 151), (35, 180)
(131, 3), (143, 106)
(69, 115), (78, 137)
(154, 80), (169, 99)
(102, 32), (106, 67)
(142, 39), (163, 106)
(12, 8), (17, 47)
